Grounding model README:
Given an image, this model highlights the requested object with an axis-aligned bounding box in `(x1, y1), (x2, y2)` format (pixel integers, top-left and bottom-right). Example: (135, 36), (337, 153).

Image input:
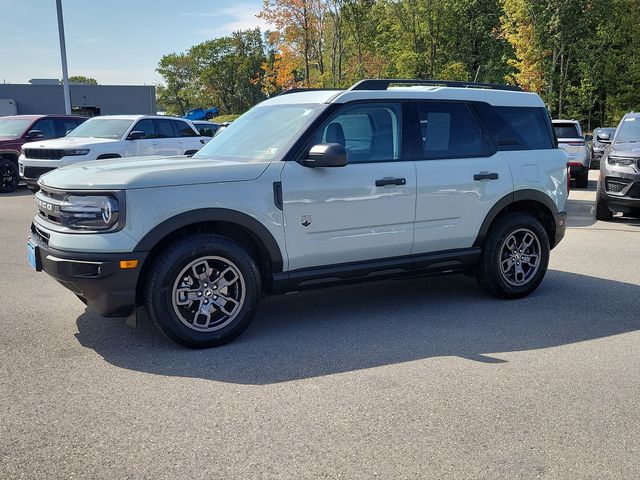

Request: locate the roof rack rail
(349, 79), (523, 92)
(279, 88), (343, 96)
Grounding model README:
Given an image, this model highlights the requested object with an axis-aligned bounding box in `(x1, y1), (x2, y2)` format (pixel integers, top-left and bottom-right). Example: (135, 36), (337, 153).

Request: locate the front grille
(628, 183), (640, 199)
(605, 177), (632, 193)
(24, 148), (65, 160)
(23, 166), (55, 179)
(35, 187), (65, 226)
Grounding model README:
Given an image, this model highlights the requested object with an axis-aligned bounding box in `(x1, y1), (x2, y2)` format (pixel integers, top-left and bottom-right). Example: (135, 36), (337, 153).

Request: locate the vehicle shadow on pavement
(3, 187), (33, 197)
(75, 270), (640, 385)
(566, 199), (596, 228)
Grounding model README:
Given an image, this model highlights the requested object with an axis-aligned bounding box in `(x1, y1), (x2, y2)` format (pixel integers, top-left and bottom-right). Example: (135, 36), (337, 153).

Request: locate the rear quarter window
(476, 104), (554, 150)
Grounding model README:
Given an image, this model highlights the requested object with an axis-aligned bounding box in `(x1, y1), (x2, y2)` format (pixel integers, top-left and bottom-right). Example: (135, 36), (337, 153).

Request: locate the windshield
(615, 117), (640, 143)
(193, 104), (326, 162)
(0, 118), (32, 137)
(66, 118), (133, 139)
(553, 123), (580, 139)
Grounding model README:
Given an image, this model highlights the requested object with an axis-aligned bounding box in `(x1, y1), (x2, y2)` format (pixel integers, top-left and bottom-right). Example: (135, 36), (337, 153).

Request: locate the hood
(611, 142), (640, 157)
(39, 155), (271, 190)
(22, 137), (119, 149)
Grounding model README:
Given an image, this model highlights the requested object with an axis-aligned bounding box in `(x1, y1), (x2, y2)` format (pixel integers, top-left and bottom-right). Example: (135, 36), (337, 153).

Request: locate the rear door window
(155, 119), (177, 138)
(416, 102), (483, 159)
(132, 119), (157, 139)
(57, 118), (84, 136)
(173, 120), (198, 137)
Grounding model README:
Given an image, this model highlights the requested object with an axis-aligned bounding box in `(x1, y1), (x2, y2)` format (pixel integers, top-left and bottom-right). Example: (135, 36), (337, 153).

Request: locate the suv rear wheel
(575, 170), (589, 188)
(0, 158), (19, 193)
(144, 233), (261, 348)
(476, 212), (550, 299)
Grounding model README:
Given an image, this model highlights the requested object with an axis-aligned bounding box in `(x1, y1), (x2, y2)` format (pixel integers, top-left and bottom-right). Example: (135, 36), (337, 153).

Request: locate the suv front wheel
(0, 158), (19, 193)
(144, 233), (261, 348)
(476, 212), (550, 299)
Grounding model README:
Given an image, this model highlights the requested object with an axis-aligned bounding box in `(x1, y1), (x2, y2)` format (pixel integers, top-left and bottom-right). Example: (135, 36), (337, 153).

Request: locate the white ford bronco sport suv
(19, 115), (205, 191)
(27, 79), (568, 348)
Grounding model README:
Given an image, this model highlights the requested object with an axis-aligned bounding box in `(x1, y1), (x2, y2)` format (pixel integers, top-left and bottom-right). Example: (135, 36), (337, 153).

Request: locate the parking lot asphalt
(1, 170), (640, 479)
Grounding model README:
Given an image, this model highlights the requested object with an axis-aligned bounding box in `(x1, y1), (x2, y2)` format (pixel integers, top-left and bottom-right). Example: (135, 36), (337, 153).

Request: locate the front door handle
(473, 172), (499, 181)
(375, 177), (406, 187)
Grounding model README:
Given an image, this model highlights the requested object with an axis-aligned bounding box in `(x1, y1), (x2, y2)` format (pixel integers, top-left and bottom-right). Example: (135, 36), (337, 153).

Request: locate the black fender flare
(0, 149), (20, 162)
(133, 208), (284, 272)
(473, 189), (560, 248)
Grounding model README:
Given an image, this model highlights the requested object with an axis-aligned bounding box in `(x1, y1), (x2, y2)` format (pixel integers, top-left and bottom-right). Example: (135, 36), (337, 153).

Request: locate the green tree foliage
(65, 75), (98, 85)
(157, 0), (640, 126)
(157, 30), (267, 115)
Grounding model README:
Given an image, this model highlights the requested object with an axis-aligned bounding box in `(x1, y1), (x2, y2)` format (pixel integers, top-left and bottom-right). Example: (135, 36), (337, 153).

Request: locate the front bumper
(29, 224), (147, 317)
(600, 175), (640, 210)
(19, 157), (62, 184)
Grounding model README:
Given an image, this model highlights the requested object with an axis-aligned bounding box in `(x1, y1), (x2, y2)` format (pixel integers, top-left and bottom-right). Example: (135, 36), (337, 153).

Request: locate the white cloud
(182, 4), (272, 37)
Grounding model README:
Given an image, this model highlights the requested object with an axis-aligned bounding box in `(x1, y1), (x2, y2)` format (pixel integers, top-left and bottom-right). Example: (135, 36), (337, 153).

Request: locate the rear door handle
(473, 172), (499, 181)
(375, 177), (406, 187)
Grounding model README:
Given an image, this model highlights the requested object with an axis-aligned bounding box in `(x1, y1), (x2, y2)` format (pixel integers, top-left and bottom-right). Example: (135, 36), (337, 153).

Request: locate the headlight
(62, 149), (90, 156)
(60, 195), (119, 230)
(608, 155), (636, 167)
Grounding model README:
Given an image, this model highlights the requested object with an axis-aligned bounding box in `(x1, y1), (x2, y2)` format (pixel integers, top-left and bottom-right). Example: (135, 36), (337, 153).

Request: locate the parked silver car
(595, 112), (640, 220)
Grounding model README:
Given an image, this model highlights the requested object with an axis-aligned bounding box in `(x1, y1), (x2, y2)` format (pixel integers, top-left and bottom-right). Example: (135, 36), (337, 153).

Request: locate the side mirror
(584, 134), (593, 142)
(127, 130), (145, 140)
(596, 133), (611, 143)
(26, 129), (44, 139)
(300, 143), (348, 168)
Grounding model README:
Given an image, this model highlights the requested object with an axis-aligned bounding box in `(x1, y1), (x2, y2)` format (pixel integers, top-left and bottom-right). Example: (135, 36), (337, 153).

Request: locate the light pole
(56, 0), (71, 114)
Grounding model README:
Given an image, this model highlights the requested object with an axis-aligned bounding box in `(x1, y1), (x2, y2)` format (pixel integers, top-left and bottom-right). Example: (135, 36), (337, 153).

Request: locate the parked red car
(0, 114), (86, 193)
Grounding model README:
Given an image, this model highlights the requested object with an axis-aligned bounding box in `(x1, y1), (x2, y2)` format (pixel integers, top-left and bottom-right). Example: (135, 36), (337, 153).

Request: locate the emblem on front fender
(301, 215), (312, 228)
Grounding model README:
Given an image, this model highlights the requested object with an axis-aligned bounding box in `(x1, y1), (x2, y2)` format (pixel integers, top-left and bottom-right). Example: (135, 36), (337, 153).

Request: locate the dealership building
(0, 79), (157, 117)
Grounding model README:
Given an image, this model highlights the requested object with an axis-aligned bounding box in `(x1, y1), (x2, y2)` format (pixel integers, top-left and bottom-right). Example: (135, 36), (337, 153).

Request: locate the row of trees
(157, 0), (640, 129)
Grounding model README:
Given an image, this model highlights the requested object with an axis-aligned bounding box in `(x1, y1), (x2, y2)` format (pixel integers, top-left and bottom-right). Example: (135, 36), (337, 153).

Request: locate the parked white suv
(19, 115), (205, 191)
(27, 79), (568, 348)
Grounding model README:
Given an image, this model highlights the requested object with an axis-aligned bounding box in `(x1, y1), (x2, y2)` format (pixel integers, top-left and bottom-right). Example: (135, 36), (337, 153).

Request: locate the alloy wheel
(171, 256), (246, 332)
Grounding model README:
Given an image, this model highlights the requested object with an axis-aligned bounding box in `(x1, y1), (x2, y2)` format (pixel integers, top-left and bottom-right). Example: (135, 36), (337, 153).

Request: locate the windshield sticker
(265, 147), (279, 156)
(624, 117), (636, 121)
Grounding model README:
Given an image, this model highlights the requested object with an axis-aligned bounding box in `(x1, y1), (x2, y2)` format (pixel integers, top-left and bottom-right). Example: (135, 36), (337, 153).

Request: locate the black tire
(0, 158), (19, 193)
(575, 170), (589, 188)
(476, 212), (550, 299)
(204, 112), (213, 120)
(144, 233), (261, 348)
(27, 184), (39, 193)
(595, 184), (613, 220)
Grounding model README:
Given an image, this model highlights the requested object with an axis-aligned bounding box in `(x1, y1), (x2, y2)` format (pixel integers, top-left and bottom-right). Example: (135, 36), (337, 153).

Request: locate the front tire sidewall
(145, 235), (261, 348)
(479, 213), (550, 299)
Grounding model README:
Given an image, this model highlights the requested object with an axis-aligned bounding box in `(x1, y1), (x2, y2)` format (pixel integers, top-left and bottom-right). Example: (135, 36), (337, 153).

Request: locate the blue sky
(0, 0), (268, 86)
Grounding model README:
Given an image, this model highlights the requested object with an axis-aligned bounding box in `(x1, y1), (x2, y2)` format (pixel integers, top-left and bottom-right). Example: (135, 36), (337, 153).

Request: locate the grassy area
(214, 114), (241, 123)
